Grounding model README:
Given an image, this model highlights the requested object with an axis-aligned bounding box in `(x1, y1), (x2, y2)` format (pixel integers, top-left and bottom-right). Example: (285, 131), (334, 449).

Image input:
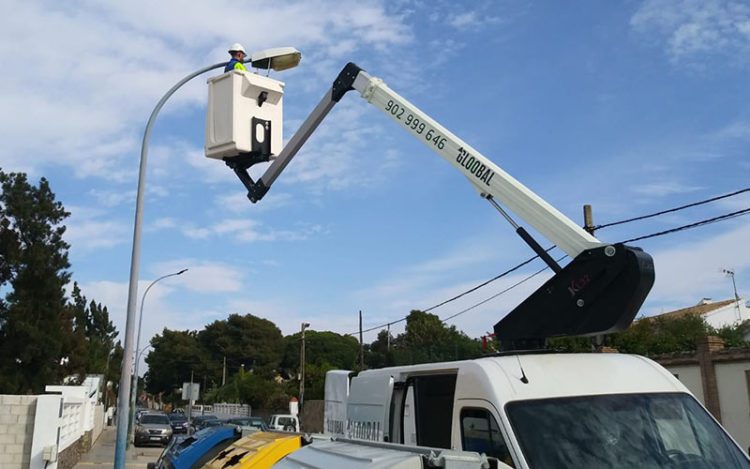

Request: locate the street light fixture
(299, 322), (310, 408)
(128, 268), (188, 448)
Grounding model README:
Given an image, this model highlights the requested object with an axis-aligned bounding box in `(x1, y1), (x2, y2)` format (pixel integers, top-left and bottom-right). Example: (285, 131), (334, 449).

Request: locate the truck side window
(461, 408), (515, 468)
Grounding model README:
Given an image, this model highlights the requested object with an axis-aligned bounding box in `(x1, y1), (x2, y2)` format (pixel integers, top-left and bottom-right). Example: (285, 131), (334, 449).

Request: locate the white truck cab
(269, 414), (300, 432)
(326, 354), (750, 468)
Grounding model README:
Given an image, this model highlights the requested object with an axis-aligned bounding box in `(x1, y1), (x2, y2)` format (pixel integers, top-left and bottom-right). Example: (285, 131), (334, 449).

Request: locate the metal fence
(211, 402), (251, 418)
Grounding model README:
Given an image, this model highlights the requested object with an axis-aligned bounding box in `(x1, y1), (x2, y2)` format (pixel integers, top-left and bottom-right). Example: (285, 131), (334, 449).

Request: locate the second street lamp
(299, 322), (310, 408)
(128, 268), (188, 447)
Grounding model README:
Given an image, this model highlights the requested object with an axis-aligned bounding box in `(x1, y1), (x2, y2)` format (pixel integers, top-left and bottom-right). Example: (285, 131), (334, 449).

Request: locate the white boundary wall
(0, 394), (37, 468)
(0, 385), (106, 469)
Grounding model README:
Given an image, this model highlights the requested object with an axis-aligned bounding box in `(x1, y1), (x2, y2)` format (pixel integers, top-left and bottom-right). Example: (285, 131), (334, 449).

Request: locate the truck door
(458, 400), (517, 468)
(390, 374), (458, 449)
(346, 374), (394, 442)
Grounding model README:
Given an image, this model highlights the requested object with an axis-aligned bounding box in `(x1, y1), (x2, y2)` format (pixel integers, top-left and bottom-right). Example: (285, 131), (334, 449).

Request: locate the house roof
(655, 299), (737, 320)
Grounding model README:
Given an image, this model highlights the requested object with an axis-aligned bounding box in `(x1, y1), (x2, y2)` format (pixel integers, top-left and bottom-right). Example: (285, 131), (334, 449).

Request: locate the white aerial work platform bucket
(205, 70), (285, 159)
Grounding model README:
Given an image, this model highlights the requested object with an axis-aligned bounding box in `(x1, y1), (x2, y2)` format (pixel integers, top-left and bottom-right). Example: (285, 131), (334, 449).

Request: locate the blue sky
(1, 0), (749, 372)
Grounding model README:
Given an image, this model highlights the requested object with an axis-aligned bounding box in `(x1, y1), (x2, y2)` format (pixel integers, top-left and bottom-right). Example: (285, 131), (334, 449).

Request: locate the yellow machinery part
(201, 431), (302, 469)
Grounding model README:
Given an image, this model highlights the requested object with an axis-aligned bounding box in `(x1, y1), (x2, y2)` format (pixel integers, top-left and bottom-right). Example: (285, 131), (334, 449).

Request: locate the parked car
(135, 412), (173, 446)
(268, 414), (299, 432)
(226, 416), (268, 434)
(169, 413), (190, 434)
(135, 407), (149, 423)
(190, 414), (219, 432)
(147, 425), (241, 469)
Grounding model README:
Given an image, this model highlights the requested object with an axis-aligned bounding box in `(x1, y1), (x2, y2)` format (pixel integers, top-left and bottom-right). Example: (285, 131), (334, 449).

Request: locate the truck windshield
(506, 393), (749, 468)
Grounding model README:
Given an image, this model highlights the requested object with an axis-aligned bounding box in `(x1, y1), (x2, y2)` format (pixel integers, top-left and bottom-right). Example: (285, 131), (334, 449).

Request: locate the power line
(424, 247), (555, 313)
(620, 207), (750, 244)
(440, 255), (567, 324)
(351, 205), (750, 339)
(593, 187), (750, 231)
(346, 247), (556, 336)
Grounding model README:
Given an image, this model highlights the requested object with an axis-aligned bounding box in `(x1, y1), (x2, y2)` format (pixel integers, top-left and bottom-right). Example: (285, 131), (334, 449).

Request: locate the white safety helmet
(228, 43), (246, 55)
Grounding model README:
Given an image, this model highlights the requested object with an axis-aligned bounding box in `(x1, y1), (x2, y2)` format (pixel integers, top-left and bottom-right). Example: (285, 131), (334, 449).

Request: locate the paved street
(74, 427), (165, 469)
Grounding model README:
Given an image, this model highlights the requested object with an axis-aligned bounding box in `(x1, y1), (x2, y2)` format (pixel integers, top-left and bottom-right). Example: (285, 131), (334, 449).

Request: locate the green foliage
(0, 171), (71, 393)
(366, 310), (483, 367)
(68, 282), (118, 374)
(546, 336), (593, 352)
(609, 314), (712, 355)
(144, 329), (210, 400)
(204, 371), (291, 411)
(303, 362), (335, 400)
(365, 329), (396, 368)
(714, 320), (750, 348)
(0, 170), (118, 393)
(199, 313), (284, 376)
(281, 330), (359, 371)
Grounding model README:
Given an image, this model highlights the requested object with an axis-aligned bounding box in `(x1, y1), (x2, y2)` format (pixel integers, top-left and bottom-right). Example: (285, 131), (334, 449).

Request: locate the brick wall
(0, 395), (37, 469)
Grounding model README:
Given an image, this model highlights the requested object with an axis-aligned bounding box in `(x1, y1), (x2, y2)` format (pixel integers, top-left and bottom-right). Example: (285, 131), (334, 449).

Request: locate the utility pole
(584, 204), (605, 349)
(299, 322), (310, 408)
(359, 310), (364, 369)
(387, 323), (391, 351)
(583, 204), (594, 235)
(222, 356), (226, 386)
(187, 370), (194, 435)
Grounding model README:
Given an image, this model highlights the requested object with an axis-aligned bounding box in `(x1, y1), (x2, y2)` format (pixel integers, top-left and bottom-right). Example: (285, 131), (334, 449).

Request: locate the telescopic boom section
(238, 63), (654, 348)
(349, 70), (601, 259)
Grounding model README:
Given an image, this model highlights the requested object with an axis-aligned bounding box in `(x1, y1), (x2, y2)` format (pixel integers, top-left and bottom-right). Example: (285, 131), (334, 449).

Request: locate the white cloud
(631, 0), (750, 66)
(215, 191), (294, 213)
(149, 218), (177, 230)
(77, 277), (214, 373)
(89, 189), (137, 207)
(151, 259), (245, 293)
(173, 217), (323, 243)
(645, 220), (750, 305)
(63, 206), (129, 252)
(711, 119), (750, 141)
(631, 181), (704, 197)
(0, 0), (414, 181)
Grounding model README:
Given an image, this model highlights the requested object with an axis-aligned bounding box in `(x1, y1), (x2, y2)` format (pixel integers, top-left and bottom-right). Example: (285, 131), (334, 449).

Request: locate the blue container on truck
(148, 425), (241, 469)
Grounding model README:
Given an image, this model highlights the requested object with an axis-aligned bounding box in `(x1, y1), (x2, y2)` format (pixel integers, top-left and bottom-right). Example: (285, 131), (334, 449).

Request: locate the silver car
(135, 413), (173, 446)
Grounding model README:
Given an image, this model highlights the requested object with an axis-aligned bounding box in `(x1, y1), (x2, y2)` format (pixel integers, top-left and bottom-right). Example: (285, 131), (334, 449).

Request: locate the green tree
(365, 329), (396, 368)
(0, 171), (72, 393)
(67, 282), (118, 374)
(199, 313), (284, 377)
(715, 320), (750, 348)
(145, 329), (211, 401)
(390, 310), (483, 365)
(281, 330), (359, 371)
(609, 314), (711, 355)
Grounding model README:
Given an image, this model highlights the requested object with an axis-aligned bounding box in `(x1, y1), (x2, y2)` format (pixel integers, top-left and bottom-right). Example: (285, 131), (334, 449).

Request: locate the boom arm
(228, 63), (654, 349)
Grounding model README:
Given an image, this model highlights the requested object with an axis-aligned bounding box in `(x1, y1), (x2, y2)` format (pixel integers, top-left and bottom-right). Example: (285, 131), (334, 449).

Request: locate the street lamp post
(128, 268), (188, 446)
(114, 48), (301, 466)
(299, 322), (310, 408)
(130, 344), (151, 412)
(113, 61), (227, 468)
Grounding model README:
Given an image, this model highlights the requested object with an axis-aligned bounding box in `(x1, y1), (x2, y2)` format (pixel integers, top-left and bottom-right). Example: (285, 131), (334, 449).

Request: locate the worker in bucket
(225, 43), (248, 72)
